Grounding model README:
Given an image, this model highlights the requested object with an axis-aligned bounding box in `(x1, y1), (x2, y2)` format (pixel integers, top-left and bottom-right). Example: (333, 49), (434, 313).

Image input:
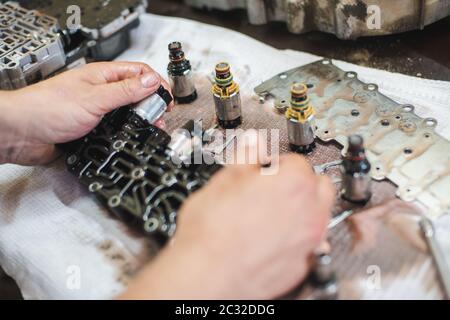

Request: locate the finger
(316, 175), (335, 225)
(316, 240), (332, 255)
(81, 61), (154, 84)
(205, 165), (245, 191)
(277, 154), (314, 178)
(94, 71), (162, 113)
(319, 175), (335, 208)
(14, 144), (60, 166)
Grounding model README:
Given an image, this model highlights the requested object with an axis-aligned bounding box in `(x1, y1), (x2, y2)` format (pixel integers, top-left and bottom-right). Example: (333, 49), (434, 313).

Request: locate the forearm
(0, 90), (24, 164)
(119, 244), (234, 300)
(0, 88), (57, 165)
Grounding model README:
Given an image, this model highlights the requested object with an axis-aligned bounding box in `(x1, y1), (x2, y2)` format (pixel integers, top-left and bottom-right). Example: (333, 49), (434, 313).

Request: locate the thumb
(95, 71), (162, 113)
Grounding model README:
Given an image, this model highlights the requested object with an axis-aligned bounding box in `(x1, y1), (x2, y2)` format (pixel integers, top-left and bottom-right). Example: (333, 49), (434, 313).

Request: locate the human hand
(121, 154), (334, 299)
(0, 61), (173, 165)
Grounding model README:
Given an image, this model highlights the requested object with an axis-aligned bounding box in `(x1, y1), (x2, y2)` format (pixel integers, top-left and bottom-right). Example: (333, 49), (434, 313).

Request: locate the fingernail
(140, 73), (160, 88)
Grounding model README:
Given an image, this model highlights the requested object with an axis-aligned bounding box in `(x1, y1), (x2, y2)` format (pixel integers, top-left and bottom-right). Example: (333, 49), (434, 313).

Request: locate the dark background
(1, 0), (450, 300)
(149, 0), (450, 81)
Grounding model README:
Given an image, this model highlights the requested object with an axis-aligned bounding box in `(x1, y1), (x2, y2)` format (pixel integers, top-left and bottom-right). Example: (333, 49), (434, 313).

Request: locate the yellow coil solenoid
(212, 62), (242, 128)
(286, 83), (316, 154)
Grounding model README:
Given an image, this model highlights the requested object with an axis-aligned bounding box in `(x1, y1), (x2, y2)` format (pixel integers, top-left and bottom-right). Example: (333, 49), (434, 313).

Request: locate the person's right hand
(121, 154), (334, 300)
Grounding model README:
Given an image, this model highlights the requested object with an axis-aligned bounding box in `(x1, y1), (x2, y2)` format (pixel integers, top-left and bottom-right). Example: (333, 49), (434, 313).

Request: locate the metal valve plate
(255, 59), (450, 218)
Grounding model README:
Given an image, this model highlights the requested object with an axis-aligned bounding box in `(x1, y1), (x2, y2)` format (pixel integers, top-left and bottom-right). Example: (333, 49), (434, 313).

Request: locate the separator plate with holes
(255, 59), (450, 219)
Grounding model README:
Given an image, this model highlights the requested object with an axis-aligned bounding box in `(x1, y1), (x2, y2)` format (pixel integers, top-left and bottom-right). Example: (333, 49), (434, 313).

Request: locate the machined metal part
(134, 86), (171, 124)
(168, 119), (204, 164)
(419, 217), (450, 299)
(0, 0), (147, 90)
(314, 160), (343, 175)
(19, 0), (147, 39)
(314, 160), (342, 184)
(184, 0), (450, 40)
(213, 91), (242, 123)
(341, 135), (372, 204)
(341, 170), (371, 203)
(62, 88), (222, 242)
(287, 117), (315, 152)
(0, 1), (66, 90)
(17, 0), (148, 62)
(169, 69), (197, 101)
(255, 59), (450, 218)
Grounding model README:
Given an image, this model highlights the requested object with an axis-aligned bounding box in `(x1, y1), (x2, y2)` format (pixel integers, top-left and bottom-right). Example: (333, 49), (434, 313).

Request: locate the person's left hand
(0, 61), (173, 165)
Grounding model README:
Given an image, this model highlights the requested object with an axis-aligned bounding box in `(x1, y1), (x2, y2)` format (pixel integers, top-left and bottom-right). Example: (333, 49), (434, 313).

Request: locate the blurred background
(150, 0), (450, 80)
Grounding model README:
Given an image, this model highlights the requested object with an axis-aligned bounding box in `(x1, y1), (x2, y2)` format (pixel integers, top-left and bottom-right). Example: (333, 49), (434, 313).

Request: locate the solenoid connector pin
(341, 135), (372, 204)
(167, 41), (197, 104)
(212, 62), (242, 129)
(285, 83), (316, 154)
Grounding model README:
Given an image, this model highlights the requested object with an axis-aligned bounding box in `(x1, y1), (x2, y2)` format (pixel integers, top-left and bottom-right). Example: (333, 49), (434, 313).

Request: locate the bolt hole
(381, 119), (390, 126)
(88, 182), (101, 192)
(67, 155), (77, 165)
(113, 140), (125, 150)
(108, 196), (121, 208)
(424, 133), (431, 138)
(324, 130), (329, 134)
(403, 148), (413, 155)
(402, 105), (414, 112)
(131, 168), (144, 179)
(144, 218), (159, 233)
(395, 115), (402, 120)
(424, 118), (437, 127)
(351, 109), (360, 117)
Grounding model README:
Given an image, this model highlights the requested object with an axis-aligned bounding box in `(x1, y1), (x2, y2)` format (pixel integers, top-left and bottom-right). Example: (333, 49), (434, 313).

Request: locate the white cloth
(1, 14), (450, 299)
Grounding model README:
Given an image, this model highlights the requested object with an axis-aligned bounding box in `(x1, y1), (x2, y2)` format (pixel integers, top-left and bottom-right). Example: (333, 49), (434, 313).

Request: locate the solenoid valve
(341, 135), (372, 204)
(286, 83), (316, 154)
(167, 42), (198, 104)
(212, 62), (242, 129)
